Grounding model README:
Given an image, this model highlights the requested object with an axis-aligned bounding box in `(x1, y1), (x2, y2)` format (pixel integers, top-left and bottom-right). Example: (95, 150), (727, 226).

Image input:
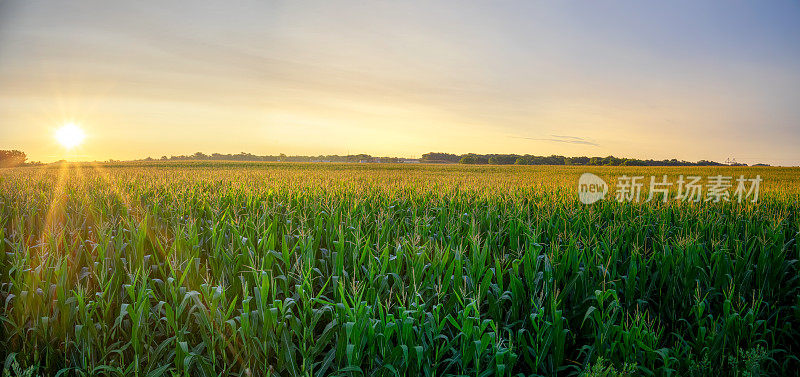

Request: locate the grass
(0, 162), (798, 376)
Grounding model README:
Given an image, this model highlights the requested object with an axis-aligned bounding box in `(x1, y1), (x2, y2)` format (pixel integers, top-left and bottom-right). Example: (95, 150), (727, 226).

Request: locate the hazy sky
(1, 1), (799, 165)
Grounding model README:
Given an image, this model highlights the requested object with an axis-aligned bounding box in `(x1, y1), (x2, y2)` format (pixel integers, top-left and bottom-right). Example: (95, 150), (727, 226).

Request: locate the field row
(0, 163), (798, 376)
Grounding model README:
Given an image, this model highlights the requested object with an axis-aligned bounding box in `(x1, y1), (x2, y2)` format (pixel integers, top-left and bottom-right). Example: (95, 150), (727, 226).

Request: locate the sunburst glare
(55, 123), (86, 149)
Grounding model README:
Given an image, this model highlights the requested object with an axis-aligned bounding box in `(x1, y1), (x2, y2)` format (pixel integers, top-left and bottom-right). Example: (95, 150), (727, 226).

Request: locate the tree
(487, 154), (518, 165)
(421, 152), (460, 163)
(459, 155), (480, 164)
(568, 156), (590, 165)
(0, 150), (26, 167)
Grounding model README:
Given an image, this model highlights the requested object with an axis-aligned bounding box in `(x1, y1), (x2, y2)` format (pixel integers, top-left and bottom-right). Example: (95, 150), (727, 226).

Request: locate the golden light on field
(54, 123), (86, 149)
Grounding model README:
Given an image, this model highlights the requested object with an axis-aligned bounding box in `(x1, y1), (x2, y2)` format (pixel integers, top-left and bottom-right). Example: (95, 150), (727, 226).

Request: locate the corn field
(0, 162), (798, 376)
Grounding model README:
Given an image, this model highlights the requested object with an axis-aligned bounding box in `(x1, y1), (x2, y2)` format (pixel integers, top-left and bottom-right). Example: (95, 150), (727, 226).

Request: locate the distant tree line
(421, 152), (743, 166)
(147, 152), (409, 163)
(0, 149), (767, 167)
(142, 151), (761, 166)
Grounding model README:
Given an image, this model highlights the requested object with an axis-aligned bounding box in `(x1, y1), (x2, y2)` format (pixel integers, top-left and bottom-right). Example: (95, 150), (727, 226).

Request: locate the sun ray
(38, 161), (70, 245)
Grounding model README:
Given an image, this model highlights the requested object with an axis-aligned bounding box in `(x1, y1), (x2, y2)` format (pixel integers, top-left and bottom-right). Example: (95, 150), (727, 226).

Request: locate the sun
(55, 123), (86, 149)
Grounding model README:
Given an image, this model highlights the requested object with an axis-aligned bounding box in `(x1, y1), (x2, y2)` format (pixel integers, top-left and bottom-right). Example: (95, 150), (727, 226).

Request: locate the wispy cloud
(512, 134), (599, 146)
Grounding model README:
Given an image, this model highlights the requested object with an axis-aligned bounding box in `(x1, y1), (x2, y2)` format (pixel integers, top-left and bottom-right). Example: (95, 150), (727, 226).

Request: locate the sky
(0, 1), (799, 165)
